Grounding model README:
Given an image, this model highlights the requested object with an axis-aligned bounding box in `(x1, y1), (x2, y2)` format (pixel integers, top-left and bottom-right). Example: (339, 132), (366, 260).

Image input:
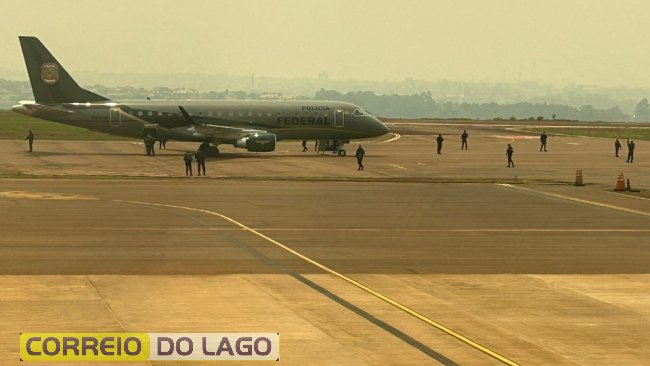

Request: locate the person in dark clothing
(149, 135), (156, 156)
(183, 152), (193, 176)
(301, 140), (308, 152)
(615, 139), (622, 157)
(332, 140), (339, 154)
(540, 131), (548, 152)
(436, 134), (444, 154)
(626, 139), (635, 163)
(355, 145), (365, 171)
(195, 149), (206, 176)
(25, 130), (34, 152)
(506, 144), (515, 167)
(460, 130), (468, 150)
(144, 136), (149, 156)
(144, 135), (156, 156)
(159, 138), (168, 149)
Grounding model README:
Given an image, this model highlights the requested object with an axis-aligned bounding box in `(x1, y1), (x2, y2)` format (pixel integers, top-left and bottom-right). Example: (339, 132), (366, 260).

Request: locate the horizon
(3, 66), (650, 92)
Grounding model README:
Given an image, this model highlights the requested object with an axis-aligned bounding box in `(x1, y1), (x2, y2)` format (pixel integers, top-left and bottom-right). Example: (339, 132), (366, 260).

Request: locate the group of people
(614, 138), (635, 163)
(300, 139), (366, 170)
(433, 130), (636, 168)
(144, 135), (169, 156)
(435, 130), (469, 154)
(183, 149), (207, 176)
(21, 127), (637, 174)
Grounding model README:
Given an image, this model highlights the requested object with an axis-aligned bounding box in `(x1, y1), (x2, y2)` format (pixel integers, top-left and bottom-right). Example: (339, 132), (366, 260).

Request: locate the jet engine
(235, 133), (276, 152)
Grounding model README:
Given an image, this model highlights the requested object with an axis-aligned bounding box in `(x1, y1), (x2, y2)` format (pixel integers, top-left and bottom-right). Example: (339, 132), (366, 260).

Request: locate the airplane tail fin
(19, 36), (109, 104)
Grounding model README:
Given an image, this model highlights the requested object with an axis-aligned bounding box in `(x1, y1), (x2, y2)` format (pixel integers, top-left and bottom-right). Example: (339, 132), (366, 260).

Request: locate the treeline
(314, 89), (630, 122)
(0, 77), (640, 122)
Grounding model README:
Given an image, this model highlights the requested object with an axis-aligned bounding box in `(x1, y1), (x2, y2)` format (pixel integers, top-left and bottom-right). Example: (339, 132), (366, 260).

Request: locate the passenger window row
(132, 110), (330, 118)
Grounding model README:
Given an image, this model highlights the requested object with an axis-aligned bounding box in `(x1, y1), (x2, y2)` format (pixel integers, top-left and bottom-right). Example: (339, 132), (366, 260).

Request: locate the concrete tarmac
(1, 121), (650, 365)
(1, 121), (648, 188)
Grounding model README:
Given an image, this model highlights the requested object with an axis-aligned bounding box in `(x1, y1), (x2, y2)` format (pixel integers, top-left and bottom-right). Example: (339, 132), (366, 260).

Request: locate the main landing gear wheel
(199, 142), (220, 157)
(337, 149), (346, 157)
(206, 146), (220, 157)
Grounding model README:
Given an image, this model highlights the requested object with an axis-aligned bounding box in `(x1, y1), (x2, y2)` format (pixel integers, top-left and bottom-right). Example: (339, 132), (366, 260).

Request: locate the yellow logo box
(20, 333), (280, 362)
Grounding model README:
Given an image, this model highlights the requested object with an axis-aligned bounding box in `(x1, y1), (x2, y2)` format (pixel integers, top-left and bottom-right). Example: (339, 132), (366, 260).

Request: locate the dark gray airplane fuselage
(13, 99), (388, 144)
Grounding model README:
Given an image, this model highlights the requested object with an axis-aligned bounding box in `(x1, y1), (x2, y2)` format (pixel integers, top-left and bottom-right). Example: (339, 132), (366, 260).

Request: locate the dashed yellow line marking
(387, 163), (408, 170)
(0, 191), (97, 200)
(114, 199), (520, 366)
(497, 184), (650, 217)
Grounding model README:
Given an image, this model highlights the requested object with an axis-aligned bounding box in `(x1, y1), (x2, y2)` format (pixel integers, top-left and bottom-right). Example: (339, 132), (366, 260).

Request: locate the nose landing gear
(317, 139), (348, 157)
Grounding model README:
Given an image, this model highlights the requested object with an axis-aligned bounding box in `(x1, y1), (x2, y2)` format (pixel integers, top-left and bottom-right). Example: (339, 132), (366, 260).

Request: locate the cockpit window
(354, 109), (366, 116)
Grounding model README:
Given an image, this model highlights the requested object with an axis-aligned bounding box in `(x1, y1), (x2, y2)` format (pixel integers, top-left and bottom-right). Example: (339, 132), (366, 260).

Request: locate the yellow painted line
(114, 199), (520, 366)
(387, 163), (408, 170)
(58, 227), (243, 231)
(498, 184), (650, 217)
(382, 133), (402, 143)
(257, 228), (650, 232)
(57, 227), (650, 232)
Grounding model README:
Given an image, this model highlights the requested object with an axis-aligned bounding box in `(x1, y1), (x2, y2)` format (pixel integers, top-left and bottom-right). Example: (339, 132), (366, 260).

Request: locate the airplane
(12, 36), (389, 156)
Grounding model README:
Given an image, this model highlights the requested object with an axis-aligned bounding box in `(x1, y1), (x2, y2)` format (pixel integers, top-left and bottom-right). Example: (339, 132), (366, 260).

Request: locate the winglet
(178, 106), (198, 125)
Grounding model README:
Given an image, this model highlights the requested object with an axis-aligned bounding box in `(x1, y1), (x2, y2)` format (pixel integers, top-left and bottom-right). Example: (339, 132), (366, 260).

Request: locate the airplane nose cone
(374, 118), (389, 136)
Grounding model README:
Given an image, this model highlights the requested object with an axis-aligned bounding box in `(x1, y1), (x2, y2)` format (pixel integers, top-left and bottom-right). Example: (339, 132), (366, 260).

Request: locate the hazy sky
(2, 0), (650, 87)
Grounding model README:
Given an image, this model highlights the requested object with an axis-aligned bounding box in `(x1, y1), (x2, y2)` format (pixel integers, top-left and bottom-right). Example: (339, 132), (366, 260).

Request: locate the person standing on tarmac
(195, 149), (206, 176)
(149, 135), (156, 156)
(183, 152), (194, 176)
(144, 138), (149, 156)
(159, 137), (168, 150)
(540, 131), (548, 152)
(460, 130), (469, 150)
(25, 130), (34, 152)
(301, 140), (308, 152)
(144, 134), (155, 156)
(615, 139), (622, 157)
(436, 134), (444, 154)
(506, 144), (515, 167)
(355, 145), (365, 171)
(626, 139), (635, 163)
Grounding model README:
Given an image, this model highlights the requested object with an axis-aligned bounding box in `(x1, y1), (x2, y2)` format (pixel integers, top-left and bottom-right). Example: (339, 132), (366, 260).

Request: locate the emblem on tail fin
(40, 63), (59, 84)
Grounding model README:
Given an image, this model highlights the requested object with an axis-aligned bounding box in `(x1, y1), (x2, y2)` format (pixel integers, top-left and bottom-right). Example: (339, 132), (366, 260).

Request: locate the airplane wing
(189, 124), (267, 140)
(178, 106), (268, 141)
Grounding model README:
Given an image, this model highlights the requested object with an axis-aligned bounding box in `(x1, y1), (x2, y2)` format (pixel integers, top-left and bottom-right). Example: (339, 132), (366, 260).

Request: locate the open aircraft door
(109, 108), (121, 127)
(335, 109), (344, 127)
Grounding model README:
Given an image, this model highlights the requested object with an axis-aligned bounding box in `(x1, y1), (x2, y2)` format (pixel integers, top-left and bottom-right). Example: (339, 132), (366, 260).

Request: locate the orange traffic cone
(575, 169), (584, 186)
(615, 173), (626, 191)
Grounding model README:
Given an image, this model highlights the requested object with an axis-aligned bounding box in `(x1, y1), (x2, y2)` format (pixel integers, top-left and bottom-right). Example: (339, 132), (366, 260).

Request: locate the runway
(1, 122), (650, 365)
